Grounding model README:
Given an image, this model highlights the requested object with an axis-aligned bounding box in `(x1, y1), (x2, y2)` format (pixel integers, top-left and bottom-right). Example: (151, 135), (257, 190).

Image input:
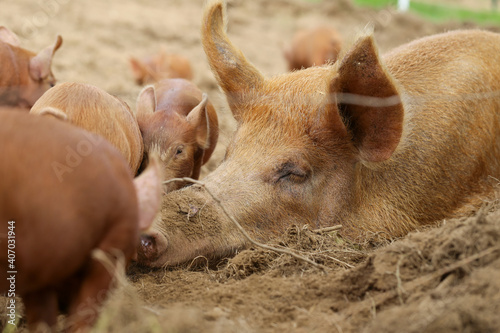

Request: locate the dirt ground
(2, 0), (500, 332)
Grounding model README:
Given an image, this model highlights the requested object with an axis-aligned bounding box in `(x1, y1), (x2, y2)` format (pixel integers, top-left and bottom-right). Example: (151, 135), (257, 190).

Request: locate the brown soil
(2, 0), (500, 332)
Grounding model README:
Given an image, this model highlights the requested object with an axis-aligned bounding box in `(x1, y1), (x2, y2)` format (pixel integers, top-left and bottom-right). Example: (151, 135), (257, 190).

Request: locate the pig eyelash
(275, 161), (310, 184)
(278, 172), (308, 184)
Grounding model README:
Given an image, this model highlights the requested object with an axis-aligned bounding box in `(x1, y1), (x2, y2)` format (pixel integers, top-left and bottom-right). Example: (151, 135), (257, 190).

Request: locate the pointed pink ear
(186, 93), (210, 149)
(136, 85), (156, 117)
(0, 26), (20, 46)
(336, 34), (404, 163)
(133, 153), (162, 231)
(29, 35), (63, 80)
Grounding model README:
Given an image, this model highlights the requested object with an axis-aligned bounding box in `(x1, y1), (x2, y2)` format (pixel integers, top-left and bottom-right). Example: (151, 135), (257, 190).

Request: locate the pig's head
(284, 26), (342, 70)
(135, 0), (404, 267)
(200, 1), (403, 228)
(129, 52), (193, 85)
(130, 56), (156, 86)
(136, 81), (217, 191)
(0, 27), (62, 107)
(284, 27), (342, 71)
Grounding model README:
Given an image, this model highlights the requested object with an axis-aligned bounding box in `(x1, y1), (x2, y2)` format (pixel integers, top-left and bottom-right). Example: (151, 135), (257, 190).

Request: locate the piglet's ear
(32, 107), (68, 121)
(187, 93), (210, 149)
(0, 26), (20, 46)
(134, 153), (162, 231)
(136, 85), (156, 117)
(335, 34), (404, 163)
(29, 35), (62, 81)
(130, 57), (147, 85)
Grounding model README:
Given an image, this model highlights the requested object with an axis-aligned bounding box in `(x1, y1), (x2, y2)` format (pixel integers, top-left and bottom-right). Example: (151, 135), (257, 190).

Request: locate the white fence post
(398, 0), (410, 12)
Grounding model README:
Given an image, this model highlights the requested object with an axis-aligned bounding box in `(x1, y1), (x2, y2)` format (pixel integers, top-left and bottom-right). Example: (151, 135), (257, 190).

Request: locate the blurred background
(353, 0), (500, 24)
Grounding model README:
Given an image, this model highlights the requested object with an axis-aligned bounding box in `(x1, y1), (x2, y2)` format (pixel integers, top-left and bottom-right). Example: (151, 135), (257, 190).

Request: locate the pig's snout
(137, 233), (163, 264)
(141, 234), (157, 255)
(141, 234), (155, 248)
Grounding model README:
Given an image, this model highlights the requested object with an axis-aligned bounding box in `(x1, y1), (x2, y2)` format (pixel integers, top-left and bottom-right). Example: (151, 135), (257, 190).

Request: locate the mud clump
(159, 185), (223, 241)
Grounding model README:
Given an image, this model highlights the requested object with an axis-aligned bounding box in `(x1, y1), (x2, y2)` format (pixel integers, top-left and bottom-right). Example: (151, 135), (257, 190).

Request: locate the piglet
(284, 26), (342, 71)
(30, 82), (144, 175)
(130, 50), (193, 85)
(135, 78), (219, 191)
(0, 109), (161, 332)
(0, 26), (62, 108)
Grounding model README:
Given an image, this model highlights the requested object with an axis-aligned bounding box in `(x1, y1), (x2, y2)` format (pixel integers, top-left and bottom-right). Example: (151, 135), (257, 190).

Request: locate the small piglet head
(284, 26), (343, 71)
(129, 51), (193, 86)
(0, 27), (62, 107)
(135, 84), (214, 192)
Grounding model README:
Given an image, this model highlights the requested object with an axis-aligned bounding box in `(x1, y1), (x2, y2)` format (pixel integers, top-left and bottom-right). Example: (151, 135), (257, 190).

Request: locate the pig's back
(366, 30), (500, 226)
(30, 82), (144, 175)
(0, 110), (138, 293)
(383, 29), (500, 164)
(72, 98), (143, 174)
(384, 30), (500, 97)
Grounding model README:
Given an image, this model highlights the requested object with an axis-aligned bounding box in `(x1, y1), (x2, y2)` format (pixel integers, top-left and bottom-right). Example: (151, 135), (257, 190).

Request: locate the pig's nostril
(139, 234), (159, 263)
(141, 234), (156, 249)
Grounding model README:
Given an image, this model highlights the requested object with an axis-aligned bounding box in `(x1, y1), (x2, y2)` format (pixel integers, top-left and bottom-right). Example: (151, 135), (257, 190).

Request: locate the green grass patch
(353, 0), (500, 25)
(410, 2), (500, 25)
(354, 0), (397, 9)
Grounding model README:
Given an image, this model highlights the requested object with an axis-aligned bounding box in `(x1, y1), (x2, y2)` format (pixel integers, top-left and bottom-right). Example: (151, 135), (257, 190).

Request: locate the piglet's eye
(175, 146), (184, 156)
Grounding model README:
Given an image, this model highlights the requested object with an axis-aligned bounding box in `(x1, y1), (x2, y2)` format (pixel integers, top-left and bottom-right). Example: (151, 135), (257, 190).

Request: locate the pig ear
(187, 93), (210, 149)
(136, 85), (156, 116)
(0, 26), (21, 46)
(134, 153), (162, 231)
(29, 35), (63, 81)
(201, 0), (264, 118)
(334, 34), (404, 163)
(32, 107), (68, 121)
(130, 57), (147, 84)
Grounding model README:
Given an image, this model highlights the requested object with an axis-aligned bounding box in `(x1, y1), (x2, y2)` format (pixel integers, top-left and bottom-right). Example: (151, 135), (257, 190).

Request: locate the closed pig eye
(279, 172), (307, 183)
(275, 161), (310, 184)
